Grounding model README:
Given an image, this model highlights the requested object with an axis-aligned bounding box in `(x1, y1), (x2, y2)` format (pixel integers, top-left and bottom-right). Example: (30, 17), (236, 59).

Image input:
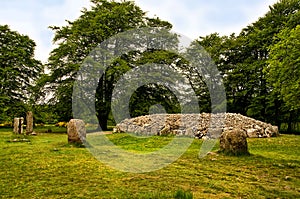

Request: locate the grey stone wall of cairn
(113, 113), (279, 139)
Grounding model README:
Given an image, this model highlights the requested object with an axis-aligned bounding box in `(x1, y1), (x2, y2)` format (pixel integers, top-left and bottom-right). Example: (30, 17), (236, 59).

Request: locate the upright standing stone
(219, 129), (249, 156)
(26, 111), (33, 135)
(13, 117), (24, 134)
(67, 119), (86, 144)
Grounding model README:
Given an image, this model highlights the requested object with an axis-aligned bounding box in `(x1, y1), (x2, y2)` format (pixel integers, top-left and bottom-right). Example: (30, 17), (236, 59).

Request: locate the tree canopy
(267, 25), (300, 111)
(1, 0), (299, 132)
(44, 0), (178, 130)
(0, 25), (42, 122)
(196, 0), (300, 131)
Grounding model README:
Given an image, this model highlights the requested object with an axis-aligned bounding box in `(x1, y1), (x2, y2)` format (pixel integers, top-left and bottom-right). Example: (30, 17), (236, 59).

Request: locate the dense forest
(0, 0), (299, 132)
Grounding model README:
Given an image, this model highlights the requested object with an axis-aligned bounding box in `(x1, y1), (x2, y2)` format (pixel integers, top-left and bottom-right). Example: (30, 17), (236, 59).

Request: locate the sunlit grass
(0, 127), (299, 198)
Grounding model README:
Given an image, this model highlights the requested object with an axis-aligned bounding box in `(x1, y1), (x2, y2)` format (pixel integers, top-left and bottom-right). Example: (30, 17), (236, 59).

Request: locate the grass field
(0, 127), (299, 198)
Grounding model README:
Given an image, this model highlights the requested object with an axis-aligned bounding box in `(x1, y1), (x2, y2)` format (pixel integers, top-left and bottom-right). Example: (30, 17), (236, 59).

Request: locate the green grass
(0, 127), (299, 198)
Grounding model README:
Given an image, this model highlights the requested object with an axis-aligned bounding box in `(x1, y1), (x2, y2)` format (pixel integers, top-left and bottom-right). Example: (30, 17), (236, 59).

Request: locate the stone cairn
(26, 111), (34, 135)
(67, 119), (86, 144)
(114, 113), (279, 139)
(13, 117), (24, 134)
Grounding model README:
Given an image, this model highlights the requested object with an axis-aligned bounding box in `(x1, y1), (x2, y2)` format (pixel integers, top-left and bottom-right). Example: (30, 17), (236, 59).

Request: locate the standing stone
(67, 119), (86, 144)
(13, 117), (24, 134)
(26, 111), (34, 135)
(219, 129), (249, 156)
(13, 118), (19, 134)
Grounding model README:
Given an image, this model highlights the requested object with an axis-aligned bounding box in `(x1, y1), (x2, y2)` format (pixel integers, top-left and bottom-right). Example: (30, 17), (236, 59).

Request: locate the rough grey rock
(26, 111), (33, 135)
(219, 129), (249, 155)
(13, 117), (24, 134)
(67, 119), (86, 144)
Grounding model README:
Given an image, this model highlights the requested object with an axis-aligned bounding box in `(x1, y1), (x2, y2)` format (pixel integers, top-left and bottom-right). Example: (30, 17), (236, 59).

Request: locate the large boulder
(67, 119), (86, 144)
(219, 129), (249, 156)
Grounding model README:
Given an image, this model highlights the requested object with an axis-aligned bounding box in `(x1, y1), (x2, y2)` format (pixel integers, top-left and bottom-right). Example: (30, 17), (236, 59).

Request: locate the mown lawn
(0, 127), (299, 198)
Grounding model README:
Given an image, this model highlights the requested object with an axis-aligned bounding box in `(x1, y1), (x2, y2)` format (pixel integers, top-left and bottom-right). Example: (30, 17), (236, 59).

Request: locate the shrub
(0, 122), (13, 127)
(55, 122), (68, 127)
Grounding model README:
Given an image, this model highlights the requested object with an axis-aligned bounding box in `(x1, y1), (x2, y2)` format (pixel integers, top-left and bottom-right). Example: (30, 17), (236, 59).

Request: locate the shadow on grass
(6, 134), (31, 143)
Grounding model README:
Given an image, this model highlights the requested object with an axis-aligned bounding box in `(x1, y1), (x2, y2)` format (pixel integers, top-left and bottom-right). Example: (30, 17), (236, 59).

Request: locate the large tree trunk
(97, 114), (109, 131)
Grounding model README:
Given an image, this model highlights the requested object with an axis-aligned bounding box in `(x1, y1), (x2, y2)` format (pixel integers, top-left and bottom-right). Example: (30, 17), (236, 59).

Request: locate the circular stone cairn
(114, 113), (279, 138)
(219, 129), (249, 156)
(67, 119), (86, 144)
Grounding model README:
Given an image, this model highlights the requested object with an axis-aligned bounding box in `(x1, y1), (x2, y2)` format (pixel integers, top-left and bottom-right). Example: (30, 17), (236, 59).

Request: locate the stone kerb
(114, 113), (279, 139)
(67, 119), (86, 144)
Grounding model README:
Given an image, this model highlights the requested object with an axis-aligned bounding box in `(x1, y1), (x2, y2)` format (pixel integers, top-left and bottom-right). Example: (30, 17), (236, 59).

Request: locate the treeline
(0, 0), (299, 132)
(197, 0), (300, 132)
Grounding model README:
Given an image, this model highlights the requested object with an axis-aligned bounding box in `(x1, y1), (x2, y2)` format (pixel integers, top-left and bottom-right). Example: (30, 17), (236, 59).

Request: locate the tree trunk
(97, 114), (108, 131)
(274, 98), (281, 131)
(287, 111), (293, 133)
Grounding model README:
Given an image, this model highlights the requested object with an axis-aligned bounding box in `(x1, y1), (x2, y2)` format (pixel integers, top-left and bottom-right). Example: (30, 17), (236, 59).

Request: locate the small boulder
(246, 128), (259, 138)
(31, 132), (37, 136)
(265, 126), (279, 137)
(219, 129), (249, 156)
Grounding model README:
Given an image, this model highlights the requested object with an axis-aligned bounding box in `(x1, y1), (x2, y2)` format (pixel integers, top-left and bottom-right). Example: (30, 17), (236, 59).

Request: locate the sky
(0, 0), (278, 63)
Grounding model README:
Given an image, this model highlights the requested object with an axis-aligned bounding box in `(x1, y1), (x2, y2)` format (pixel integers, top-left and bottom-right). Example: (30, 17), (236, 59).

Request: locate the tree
(267, 26), (300, 110)
(0, 25), (42, 123)
(129, 83), (181, 117)
(196, 0), (300, 129)
(45, 0), (176, 130)
(266, 25), (300, 131)
(239, 0), (300, 124)
(242, 0), (300, 128)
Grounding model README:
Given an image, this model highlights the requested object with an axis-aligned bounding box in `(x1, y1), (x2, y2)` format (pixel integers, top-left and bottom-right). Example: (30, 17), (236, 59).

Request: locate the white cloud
(0, 0), (279, 63)
(135, 0), (279, 39)
(0, 0), (91, 63)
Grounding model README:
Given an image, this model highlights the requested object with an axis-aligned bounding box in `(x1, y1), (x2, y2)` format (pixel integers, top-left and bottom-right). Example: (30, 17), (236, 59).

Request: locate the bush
(0, 122), (12, 127)
(55, 122), (68, 127)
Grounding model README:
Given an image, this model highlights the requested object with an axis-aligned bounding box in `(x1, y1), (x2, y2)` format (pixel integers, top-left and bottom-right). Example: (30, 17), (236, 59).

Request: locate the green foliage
(45, 0), (175, 129)
(0, 0), (299, 133)
(197, 0), (300, 130)
(129, 84), (181, 117)
(0, 25), (42, 122)
(55, 121), (68, 127)
(266, 25), (300, 111)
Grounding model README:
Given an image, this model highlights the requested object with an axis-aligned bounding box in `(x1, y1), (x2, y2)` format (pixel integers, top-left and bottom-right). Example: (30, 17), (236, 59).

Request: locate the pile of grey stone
(113, 113), (279, 139)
